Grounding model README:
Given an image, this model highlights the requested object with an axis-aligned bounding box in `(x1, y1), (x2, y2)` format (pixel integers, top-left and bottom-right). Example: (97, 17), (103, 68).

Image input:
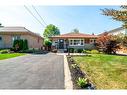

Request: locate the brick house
(0, 27), (43, 49)
(50, 32), (98, 50)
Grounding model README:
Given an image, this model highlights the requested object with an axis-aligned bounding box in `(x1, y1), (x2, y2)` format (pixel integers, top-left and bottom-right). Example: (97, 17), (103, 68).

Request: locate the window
(12, 35), (21, 41)
(81, 40), (84, 45)
(90, 39), (96, 43)
(70, 40), (73, 45)
(69, 39), (84, 46)
(0, 37), (2, 41)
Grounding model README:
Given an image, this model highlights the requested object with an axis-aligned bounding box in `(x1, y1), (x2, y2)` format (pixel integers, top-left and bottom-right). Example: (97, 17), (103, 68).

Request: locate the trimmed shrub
(13, 39), (28, 52)
(77, 49), (83, 53)
(68, 48), (74, 53)
(90, 50), (99, 54)
(0, 50), (9, 54)
(23, 39), (28, 50)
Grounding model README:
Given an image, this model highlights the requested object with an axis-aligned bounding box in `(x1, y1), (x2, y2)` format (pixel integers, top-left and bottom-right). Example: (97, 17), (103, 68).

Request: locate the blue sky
(0, 6), (122, 36)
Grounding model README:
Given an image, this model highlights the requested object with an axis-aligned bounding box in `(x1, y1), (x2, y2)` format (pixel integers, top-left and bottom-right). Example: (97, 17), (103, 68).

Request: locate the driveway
(0, 53), (64, 89)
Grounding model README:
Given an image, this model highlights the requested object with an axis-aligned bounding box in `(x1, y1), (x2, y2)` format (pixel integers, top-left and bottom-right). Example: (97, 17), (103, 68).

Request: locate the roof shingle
(51, 32), (98, 38)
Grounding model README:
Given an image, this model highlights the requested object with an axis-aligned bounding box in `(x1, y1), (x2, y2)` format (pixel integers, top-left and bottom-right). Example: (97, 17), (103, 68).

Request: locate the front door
(0, 36), (4, 48)
(59, 39), (64, 49)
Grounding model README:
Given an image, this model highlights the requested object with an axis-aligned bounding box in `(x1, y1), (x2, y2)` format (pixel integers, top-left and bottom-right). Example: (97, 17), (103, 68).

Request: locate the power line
(24, 5), (45, 27)
(32, 5), (47, 26)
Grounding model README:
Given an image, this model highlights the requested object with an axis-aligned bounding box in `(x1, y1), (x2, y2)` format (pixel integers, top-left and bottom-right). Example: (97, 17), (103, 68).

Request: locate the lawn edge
(0, 53), (28, 60)
(64, 55), (73, 89)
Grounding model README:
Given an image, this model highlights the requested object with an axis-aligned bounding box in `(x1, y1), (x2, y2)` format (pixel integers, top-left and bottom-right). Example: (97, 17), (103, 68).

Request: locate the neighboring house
(0, 27), (43, 49)
(105, 27), (126, 35)
(50, 32), (98, 50)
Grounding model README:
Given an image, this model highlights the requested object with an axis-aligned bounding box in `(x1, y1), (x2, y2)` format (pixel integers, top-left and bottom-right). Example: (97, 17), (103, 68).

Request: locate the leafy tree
(96, 33), (120, 54)
(44, 38), (52, 51)
(44, 38), (52, 47)
(101, 5), (127, 29)
(43, 24), (60, 38)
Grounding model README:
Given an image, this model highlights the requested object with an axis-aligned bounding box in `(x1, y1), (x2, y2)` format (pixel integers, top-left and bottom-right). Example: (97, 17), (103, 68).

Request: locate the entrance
(0, 36), (4, 48)
(59, 39), (64, 49)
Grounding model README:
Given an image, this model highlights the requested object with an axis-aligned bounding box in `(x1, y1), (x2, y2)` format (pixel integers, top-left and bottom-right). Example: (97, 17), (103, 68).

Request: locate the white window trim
(90, 39), (96, 44)
(69, 39), (84, 46)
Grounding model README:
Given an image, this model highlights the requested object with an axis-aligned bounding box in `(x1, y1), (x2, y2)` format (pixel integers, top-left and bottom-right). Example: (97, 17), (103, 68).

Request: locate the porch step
(57, 49), (64, 53)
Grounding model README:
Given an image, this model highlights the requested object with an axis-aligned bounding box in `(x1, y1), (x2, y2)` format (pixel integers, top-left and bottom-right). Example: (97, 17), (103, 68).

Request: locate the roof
(107, 27), (124, 34)
(0, 27), (43, 39)
(51, 32), (98, 38)
(98, 27), (124, 36)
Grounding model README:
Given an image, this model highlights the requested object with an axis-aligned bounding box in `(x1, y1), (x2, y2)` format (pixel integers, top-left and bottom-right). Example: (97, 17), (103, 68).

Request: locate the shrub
(13, 39), (28, 52)
(90, 50), (99, 54)
(23, 39), (28, 50)
(68, 48), (74, 53)
(77, 77), (88, 88)
(82, 50), (87, 53)
(77, 49), (83, 53)
(0, 50), (9, 54)
(74, 49), (78, 53)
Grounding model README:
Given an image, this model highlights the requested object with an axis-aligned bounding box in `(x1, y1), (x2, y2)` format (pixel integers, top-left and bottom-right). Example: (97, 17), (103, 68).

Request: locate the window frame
(69, 39), (84, 46)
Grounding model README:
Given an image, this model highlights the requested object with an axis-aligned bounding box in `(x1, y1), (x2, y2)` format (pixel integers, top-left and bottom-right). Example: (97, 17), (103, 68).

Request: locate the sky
(0, 6), (122, 37)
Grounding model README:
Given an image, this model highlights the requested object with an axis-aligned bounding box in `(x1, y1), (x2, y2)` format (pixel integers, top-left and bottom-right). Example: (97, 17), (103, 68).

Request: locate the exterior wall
(51, 37), (96, 50)
(0, 34), (43, 49)
(21, 35), (43, 49)
(0, 35), (13, 48)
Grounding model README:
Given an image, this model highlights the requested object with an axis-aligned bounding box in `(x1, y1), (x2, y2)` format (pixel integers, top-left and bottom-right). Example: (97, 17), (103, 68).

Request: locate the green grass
(73, 54), (127, 89)
(0, 53), (26, 60)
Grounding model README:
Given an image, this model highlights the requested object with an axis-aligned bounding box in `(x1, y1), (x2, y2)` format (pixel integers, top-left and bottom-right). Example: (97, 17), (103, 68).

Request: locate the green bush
(23, 39), (28, 50)
(13, 39), (28, 52)
(0, 50), (9, 54)
(77, 49), (83, 53)
(68, 48), (74, 53)
(77, 77), (88, 88)
(90, 50), (99, 54)
(82, 50), (91, 53)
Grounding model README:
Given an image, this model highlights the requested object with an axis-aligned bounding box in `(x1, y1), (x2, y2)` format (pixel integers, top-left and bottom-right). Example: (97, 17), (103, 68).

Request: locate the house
(50, 32), (98, 50)
(0, 26), (43, 49)
(104, 27), (127, 35)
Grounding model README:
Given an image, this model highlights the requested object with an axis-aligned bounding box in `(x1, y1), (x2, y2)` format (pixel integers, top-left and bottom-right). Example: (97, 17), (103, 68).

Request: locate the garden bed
(67, 55), (95, 89)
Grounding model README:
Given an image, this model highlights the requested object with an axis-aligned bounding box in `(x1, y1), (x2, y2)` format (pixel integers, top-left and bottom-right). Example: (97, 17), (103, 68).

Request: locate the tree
(101, 5), (127, 29)
(96, 33), (120, 54)
(72, 28), (79, 33)
(13, 39), (28, 52)
(43, 24), (60, 38)
(44, 38), (52, 51)
(23, 39), (28, 50)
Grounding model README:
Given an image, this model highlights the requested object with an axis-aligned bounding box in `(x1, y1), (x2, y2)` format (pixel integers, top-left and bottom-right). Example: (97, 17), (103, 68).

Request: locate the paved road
(0, 53), (64, 89)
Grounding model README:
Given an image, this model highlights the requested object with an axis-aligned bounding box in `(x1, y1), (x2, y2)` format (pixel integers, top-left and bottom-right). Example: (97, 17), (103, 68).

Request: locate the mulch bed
(67, 55), (95, 89)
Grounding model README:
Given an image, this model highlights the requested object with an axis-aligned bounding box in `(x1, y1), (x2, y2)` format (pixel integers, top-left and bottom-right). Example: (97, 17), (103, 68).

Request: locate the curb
(64, 55), (73, 89)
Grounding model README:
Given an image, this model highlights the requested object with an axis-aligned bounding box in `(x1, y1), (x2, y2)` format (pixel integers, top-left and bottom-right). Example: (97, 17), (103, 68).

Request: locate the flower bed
(67, 55), (95, 89)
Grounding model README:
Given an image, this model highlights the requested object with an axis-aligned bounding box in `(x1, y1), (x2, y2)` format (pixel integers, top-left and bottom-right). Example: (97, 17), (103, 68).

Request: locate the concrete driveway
(0, 53), (64, 89)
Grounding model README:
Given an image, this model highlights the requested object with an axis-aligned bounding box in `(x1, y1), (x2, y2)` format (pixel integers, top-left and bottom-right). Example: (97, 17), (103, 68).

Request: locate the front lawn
(73, 54), (127, 89)
(0, 53), (26, 60)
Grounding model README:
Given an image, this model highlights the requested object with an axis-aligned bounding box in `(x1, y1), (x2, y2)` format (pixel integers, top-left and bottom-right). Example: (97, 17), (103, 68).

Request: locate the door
(0, 36), (4, 48)
(59, 39), (64, 49)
